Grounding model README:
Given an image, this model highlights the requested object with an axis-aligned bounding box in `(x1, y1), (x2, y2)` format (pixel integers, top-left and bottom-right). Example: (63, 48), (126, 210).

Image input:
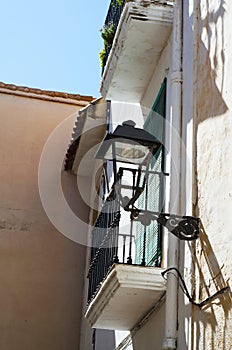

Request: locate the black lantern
(95, 120), (199, 241)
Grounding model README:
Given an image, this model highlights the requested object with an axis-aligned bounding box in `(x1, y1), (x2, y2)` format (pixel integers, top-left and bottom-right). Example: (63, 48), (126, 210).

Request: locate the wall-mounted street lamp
(95, 120), (199, 241)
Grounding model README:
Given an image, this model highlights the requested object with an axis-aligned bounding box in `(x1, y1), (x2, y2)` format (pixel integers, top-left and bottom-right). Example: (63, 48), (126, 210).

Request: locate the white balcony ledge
(85, 264), (166, 330)
(100, 1), (173, 103)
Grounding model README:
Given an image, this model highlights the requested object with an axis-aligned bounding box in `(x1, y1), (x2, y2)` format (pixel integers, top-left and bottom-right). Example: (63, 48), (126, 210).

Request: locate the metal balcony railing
(105, 0), (125, 30)
(101, 0), (126, 72)
(87, 167), (167, 304)
(87, 187), (121, 303)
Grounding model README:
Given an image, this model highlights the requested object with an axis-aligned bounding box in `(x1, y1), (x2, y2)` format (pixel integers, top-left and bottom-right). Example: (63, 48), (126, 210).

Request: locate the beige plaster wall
(191, 1), (232, 349)
(0, 90), (91, 350)
(132, 301), (165, 350)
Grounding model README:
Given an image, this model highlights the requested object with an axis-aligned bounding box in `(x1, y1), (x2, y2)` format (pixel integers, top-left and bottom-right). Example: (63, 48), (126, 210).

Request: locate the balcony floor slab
(85, 264), (166, 330)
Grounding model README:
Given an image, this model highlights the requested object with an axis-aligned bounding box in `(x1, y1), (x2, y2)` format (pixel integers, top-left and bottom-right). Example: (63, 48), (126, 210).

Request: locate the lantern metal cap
(111, 120), (161, 148)
(95, 120), (161, 164)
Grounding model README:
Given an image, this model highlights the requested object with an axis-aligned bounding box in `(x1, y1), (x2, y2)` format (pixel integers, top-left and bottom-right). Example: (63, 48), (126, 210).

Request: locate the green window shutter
(135, 79), (166, 266)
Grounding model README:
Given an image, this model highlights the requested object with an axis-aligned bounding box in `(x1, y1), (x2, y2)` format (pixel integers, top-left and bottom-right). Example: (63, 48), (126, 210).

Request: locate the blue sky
(0, 0), (110, 97)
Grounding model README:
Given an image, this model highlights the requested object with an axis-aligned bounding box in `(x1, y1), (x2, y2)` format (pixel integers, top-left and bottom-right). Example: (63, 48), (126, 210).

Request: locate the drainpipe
(162, 0), (183, 349)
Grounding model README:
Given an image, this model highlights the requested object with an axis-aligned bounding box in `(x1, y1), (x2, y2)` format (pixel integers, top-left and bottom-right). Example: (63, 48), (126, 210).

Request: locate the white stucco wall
(141, 37), (172, 115)
(186, 0), (232, 349)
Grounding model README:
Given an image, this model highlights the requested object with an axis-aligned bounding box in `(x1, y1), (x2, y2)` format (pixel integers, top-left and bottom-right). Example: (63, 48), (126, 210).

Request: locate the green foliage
(100, 22), (115, 48)
(99, 22), (116, 68)
(99, 48), (106, 68)
(114, 0), (124, 6)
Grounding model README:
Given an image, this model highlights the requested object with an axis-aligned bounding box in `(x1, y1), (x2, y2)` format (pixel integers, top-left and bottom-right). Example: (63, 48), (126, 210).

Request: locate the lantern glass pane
(103, 140), (150, 165)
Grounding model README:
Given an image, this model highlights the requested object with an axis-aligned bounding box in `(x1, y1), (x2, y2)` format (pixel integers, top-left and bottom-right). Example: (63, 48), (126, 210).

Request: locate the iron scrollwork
(129, 209), (200, 240)
(157, 214), (200, 240)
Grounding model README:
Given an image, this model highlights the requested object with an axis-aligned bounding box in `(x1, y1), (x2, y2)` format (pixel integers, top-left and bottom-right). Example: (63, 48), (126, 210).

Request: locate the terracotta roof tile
(0, 81), (95, 105)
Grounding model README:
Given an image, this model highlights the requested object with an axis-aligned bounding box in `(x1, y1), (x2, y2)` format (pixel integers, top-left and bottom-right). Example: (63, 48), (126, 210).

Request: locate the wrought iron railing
(105, 0), (125, 30)
(87, 167), (167, 304)
(87, 186), (121, 303)
(101, 0), (126, 72)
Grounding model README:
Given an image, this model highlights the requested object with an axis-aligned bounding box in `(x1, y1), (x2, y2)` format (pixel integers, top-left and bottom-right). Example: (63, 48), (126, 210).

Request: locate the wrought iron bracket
(114, 168), (200, 240)
(126, 208), (200, 241)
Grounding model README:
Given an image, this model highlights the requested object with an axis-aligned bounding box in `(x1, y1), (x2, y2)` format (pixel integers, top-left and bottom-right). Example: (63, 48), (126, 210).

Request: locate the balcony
(100, 0), (174, 102)
(85, 168), (167, 330)
(85, 264), (166, 330)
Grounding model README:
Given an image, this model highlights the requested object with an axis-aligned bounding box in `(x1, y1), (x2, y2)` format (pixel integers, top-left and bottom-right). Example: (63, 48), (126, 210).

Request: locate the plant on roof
(100, 22), (115, 48)
(99, 48), (107, 68)
(99, 22), (116, 68)
(113, 0), (125, 6)
(98, 0), (126, 68)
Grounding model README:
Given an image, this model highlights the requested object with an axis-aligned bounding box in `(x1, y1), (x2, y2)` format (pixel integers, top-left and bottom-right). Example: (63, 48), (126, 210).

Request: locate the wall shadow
(189, 223), (232, 350)
(189, 2), (231, 348)
(196, 0), (228, 124)
(178, 223), (231, 350)
(180, 1), (231, 348)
